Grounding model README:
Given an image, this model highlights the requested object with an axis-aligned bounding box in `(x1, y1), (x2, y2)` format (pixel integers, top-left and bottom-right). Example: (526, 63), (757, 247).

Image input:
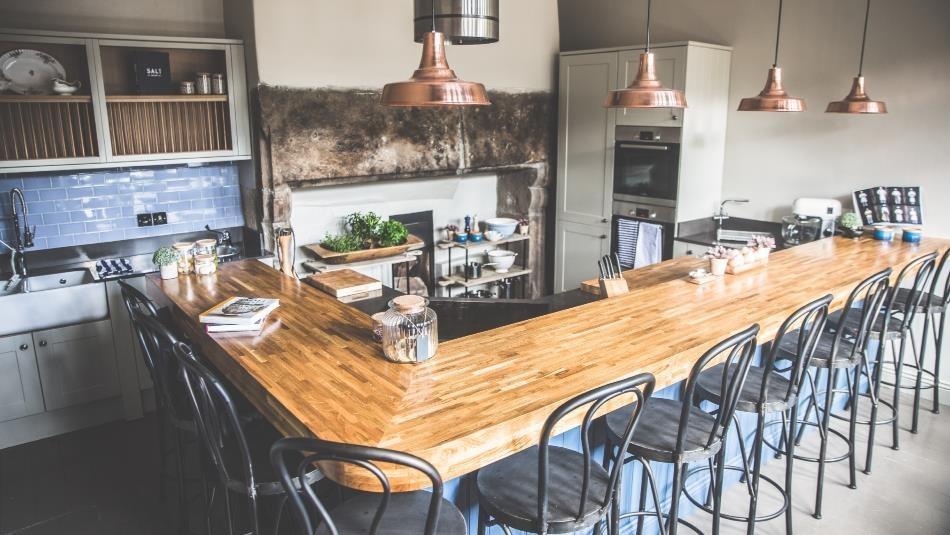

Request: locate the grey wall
(1, 0), (226, 37)
(559, 0), (950, 237)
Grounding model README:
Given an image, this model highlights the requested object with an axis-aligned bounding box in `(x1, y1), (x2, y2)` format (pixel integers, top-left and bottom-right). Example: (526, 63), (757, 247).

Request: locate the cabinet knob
(19, 343), (28, 351)
(599, 234), (607, 240)
(39, 340), (48, 347)
(601, 218), (609, 223)
(671, 114), (679, 120)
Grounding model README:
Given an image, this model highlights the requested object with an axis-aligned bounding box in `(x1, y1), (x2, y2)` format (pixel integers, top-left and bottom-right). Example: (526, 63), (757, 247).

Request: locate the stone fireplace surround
(255, 86), (555, 296)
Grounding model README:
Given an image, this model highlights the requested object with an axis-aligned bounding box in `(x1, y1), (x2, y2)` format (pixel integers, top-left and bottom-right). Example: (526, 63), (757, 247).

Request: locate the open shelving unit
(438, 233), (531, 298)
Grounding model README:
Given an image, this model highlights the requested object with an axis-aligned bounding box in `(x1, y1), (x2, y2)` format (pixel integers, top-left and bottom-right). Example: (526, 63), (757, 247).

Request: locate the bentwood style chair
(475, 373), (657, 535)
(119, 279), (197, 535)
(686, 295), (831, 535)
(604, 325), (759, 535)
(774, 268), (891, 519)
(270, 437), (467, 535)
(825, 253), (936, 473)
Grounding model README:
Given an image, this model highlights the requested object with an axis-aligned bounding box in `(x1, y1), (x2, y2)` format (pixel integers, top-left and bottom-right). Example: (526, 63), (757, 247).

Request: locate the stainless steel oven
(613, 126), (681, 207)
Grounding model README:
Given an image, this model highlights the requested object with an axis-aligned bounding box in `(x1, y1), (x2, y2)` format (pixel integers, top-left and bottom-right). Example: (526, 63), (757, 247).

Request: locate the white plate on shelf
(0, 49), (66, 95)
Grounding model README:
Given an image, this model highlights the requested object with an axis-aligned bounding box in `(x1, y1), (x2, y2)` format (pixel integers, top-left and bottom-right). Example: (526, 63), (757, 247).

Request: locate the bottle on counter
(381, 295), (438, 364)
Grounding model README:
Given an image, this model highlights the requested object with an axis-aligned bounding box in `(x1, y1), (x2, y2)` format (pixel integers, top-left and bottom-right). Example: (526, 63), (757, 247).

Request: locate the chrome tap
(9, 188), (34, 279)
(204, 225), (233, 247)
(714, 198), (749, 240)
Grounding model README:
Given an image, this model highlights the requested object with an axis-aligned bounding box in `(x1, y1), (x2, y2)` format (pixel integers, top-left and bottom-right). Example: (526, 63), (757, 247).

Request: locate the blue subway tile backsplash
(0, 164), (244, 251)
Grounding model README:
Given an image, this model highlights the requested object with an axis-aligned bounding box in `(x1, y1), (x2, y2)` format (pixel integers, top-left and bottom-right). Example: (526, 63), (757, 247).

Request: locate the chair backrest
(680, 324), (759, 452)
(932, 248), (950, 308)
(270, 437), (449, 535)
(888, 252), (938, 330)
(536, 372), (656, 532)
(829, 268), (891, 365)
(764, 294), (833, 403)
(118, 279), (160, 372)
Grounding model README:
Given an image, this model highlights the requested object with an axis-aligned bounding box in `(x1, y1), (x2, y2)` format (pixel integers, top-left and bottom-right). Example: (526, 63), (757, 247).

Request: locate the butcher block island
(148, 236), (947, 491)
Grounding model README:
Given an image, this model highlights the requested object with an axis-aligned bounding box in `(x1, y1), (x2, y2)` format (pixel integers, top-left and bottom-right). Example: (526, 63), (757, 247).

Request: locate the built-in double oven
(611, 126), (680, 269)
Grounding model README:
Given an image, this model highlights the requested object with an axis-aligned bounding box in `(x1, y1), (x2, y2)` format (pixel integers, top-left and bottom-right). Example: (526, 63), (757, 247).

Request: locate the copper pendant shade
(738, 0), (805, 112)
(738, 66), (806, 112)
(604, 0), (686, 109)
(826, 0), (887, 114)
(381, 31), (490, 107)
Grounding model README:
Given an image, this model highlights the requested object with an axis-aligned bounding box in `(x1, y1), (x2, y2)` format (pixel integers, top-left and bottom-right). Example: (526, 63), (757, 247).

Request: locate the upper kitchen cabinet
(0, 29), (251, 173)
(616, 45), (687, 127)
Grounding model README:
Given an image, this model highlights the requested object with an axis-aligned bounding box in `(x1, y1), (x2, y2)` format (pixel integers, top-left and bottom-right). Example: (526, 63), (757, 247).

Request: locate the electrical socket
(137, 213), (153, 227)
(152, 212), (167, 225)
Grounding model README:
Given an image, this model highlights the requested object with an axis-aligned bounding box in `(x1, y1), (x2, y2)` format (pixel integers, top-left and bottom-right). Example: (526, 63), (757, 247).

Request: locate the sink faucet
(204, 225), (233, 247)
(713, 198), (750, 238)
(8, 188), (34, 279)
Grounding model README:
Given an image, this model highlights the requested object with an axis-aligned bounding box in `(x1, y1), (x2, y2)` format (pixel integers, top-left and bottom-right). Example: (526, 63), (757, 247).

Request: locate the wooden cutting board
(304, 269), (383, 298)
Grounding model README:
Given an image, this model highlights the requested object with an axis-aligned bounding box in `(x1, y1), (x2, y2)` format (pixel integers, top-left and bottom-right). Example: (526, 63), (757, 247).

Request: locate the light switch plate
(152, 212), (167, 225)
(137, 213), (153, 227)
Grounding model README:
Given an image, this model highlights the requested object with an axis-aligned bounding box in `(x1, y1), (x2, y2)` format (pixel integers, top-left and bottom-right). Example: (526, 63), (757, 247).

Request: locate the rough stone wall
(256, 86), (555, 295)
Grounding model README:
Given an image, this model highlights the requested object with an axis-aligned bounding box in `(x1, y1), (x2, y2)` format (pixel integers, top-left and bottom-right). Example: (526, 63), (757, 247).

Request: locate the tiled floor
(0, 394), (947, 534)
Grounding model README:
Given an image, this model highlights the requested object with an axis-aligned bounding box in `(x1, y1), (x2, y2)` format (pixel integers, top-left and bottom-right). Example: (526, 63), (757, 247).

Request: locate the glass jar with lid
(194, 253), (217, 275)
(172, 242), (195, 274)
(381, 295), (438, 363)
(194, 239), (218, 261)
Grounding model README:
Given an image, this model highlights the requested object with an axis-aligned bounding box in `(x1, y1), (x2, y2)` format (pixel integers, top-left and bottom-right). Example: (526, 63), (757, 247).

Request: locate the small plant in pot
(444, 224), (459, 242)
(517, 218), (530, 235)
(704, 245), (734, 276)
(153, 246), (180, 280)
(748, 235), (776, 261)
(839, 212), (864, 238)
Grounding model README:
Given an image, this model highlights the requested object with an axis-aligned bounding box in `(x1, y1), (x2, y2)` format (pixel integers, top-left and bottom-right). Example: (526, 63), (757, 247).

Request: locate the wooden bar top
(149, 236), (947, 491)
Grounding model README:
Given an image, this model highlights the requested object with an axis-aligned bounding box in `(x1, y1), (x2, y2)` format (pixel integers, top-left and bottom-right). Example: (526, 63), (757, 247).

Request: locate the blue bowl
(902, 228), (922, 243)
(484, 218), (519, 238)
(873, 226), (894, 241)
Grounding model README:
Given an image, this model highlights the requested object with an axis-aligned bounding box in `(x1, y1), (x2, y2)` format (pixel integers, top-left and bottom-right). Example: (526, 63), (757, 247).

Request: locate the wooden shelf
(437, 233), (529, 250)
(445, 267), (531, 288)
(105, 94), (228, 103)
(0, 95), (93, 103)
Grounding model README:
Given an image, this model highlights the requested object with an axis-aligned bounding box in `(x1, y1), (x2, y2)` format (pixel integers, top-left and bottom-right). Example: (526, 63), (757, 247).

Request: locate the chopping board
(304, 269), (383, 299)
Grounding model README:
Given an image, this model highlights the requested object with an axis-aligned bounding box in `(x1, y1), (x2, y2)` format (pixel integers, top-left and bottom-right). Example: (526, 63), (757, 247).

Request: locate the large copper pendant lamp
(381, 2), (490, 107)
(826, 0), (887, 114)
(604, 0), (686, 109)
(738, 0), (805, 112)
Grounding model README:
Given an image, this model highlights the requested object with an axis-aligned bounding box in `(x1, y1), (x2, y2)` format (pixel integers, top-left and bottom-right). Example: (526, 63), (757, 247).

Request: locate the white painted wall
(290, 175), (499, 291)
(1, 0), (226, 37)
(558, 0), (950, 238)
(248, 0), (560, 91)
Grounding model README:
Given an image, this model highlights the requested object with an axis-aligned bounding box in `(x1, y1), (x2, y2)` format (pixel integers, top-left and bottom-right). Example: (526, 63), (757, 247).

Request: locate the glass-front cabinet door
(0, 34), (105, 168)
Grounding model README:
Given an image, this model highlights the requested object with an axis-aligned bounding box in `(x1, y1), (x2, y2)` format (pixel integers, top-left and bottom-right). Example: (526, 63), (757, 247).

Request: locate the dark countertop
(676, 216), (790, 250)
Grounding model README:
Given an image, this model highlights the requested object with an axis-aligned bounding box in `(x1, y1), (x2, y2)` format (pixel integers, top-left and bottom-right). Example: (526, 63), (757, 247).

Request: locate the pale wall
(1, 0), (226, 37)
(250, 0), (560, 91)
(558, 0), (950, 237)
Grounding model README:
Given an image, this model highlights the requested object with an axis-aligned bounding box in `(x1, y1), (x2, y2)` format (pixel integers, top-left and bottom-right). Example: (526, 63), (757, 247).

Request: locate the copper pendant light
(604, 0), (686, 109)
(381, 3), (489, 107)
(738, 0), (805, 112)
(826, 0), (887, 114)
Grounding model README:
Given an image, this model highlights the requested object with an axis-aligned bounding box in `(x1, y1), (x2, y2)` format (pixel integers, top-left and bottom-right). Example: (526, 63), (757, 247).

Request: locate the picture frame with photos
(852, 186), (923, 227)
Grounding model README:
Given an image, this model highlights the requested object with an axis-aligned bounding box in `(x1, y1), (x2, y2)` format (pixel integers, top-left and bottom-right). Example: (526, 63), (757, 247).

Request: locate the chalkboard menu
(131, 50), (171, 93)
(853, 186), (923, 226)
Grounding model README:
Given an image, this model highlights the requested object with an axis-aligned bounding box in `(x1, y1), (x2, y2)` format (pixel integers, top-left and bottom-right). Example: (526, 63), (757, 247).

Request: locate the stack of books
(199, 297), (280, 333)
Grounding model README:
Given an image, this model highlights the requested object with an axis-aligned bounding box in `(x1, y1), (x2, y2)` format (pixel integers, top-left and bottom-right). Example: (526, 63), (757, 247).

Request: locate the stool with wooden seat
(824, 253), (936, 473)
(772, 268), (891, 519)
(475, 373), (657, 535)
(683, 295), (831, 535)
(270, 437), (467, 535)
(604, 325), (759, 535)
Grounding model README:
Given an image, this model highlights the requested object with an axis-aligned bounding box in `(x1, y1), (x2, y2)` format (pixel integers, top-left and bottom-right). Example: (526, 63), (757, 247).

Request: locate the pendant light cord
(431, 0), (436, 32)
(772, 0), (783, 67)
(858, 0), (871, 75)
(645, 0), (653, 52)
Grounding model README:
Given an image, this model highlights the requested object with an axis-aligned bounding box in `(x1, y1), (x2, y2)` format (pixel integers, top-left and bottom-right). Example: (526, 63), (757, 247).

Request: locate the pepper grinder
(464, 215), (472, 236)
(469, 213), (482, 242)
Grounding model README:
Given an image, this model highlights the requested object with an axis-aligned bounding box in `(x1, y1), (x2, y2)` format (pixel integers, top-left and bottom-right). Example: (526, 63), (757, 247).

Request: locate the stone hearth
(255, 86), (555, 296)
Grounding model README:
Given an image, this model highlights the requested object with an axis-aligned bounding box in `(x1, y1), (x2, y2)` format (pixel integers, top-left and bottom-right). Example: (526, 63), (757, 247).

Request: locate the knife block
(599, 277), (630, 297)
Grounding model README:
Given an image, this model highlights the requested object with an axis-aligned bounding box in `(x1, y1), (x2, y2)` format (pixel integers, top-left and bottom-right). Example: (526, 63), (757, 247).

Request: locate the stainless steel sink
(0, 269), (108, 336)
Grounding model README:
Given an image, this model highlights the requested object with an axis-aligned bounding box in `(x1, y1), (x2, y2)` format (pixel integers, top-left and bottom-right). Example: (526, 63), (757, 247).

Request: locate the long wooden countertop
(149, 236), (947, 491)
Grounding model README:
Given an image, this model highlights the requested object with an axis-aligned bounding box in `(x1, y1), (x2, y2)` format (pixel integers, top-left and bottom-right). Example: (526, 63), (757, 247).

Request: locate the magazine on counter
(199, 297), (280, 325)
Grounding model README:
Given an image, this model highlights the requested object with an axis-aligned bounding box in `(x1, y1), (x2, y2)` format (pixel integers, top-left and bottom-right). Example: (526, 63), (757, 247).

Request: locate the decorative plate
(0, 49), (66, 95)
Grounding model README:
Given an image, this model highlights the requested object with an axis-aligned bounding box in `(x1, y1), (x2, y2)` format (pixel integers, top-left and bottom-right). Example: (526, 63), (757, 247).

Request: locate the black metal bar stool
(682, 295), (831, 535)
(136, 312), (322, 535)
(604, 325), (759, 535)
(825, 253), (936, 473)
(770, 268), (891, 519)
(119, 279), (198, 534)
(896, 248), (949, 433)
(270, 437), (467, 534)
(475, 373), (657, 535)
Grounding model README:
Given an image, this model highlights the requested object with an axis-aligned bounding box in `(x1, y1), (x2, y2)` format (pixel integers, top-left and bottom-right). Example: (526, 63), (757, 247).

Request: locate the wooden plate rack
(0, 96), (99, 160)
(106, 95), (232, 156)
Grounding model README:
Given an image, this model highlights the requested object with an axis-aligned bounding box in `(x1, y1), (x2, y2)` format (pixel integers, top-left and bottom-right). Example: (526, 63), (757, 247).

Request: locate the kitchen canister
(195, 73), (212, 95)
(172, 242), (195, 274)
(380, 295), (438, 363)
(194, 253), (217, 275)
(180, 81), (195, 95)
(902, 228), (922, 243)
(211, 73), (226, 95)
(873, 225), (895, 241)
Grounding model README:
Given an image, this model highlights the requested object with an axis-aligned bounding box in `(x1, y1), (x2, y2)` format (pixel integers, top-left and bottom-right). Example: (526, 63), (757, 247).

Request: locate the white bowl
(485, 249), (517, 273)
(484, 230), (503, 242)
(484, 217), (518, 238)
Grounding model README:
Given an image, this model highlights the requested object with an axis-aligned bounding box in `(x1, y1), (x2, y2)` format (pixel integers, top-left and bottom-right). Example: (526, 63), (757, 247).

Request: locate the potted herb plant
(839, 212), (864, 238)
(444, 224), (459, 242)
(153, 246), (180, 280)
(517, 218), (530, 236)
(704, 245), (733, 276)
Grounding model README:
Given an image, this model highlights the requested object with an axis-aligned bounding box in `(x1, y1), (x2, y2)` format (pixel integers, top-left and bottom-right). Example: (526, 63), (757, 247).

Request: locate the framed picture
(853, 186), (924, 227)
(131, 50), (171, 94)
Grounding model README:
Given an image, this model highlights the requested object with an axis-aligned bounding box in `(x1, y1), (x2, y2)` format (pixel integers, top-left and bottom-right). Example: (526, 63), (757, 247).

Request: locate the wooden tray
(304, 234), (423, 265)
(726, 258), (768, 275)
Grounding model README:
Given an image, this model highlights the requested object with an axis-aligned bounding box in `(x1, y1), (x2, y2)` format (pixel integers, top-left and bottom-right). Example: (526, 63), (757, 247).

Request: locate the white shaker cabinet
(0, 334), (45, 422)
(554, 220), (610, 294)
(34, 319), (120, 411)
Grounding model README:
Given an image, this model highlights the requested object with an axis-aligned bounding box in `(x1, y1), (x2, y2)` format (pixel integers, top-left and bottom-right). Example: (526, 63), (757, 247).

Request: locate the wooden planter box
(304, 234), (424, 265)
